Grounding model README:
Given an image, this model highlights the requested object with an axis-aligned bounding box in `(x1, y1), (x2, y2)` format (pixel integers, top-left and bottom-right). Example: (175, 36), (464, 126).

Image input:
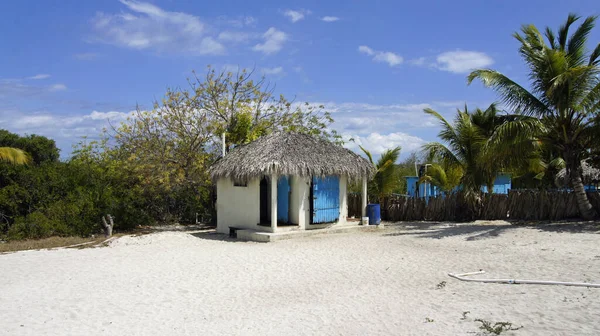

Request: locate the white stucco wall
(216, 177), (260, 234)
(290, 176), (310, 229)
(216, 174), (351, 235)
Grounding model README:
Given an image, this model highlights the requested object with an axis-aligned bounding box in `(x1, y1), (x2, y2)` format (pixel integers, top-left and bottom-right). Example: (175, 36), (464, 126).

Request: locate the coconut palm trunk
(568, 160), (596, 219)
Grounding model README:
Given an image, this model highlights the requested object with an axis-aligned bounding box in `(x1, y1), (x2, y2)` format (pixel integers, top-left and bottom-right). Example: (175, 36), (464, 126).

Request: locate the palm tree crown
(468, 13), (600, 219)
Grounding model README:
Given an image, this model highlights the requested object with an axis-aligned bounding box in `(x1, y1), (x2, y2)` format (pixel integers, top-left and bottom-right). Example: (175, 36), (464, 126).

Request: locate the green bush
(8, 212), (64, 240)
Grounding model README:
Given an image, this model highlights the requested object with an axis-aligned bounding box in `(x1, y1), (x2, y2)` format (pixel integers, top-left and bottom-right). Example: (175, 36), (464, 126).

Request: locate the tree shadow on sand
(382, 220), (600, 241)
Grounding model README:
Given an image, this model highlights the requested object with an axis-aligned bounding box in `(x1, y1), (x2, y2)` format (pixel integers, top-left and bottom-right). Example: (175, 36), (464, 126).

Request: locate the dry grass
(0, 236), (108, 254)
(0, 224), (209, 254)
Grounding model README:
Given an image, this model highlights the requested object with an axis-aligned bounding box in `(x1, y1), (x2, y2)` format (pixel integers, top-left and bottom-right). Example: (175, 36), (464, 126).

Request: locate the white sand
(1, 222), (599, 335)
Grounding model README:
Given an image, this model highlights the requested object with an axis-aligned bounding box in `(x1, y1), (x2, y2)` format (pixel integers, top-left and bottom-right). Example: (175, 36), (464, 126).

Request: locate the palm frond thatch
(209, 132), (374, 182)
(555, 160), (600, 187)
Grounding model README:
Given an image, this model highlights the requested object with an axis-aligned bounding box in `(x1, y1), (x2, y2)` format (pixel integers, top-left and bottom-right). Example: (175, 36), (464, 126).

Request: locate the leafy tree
(468, 13), (600, 219)
(0, 129), (59, 164)
(395, 152), (419, 194)
(360, 146), (401, 201)
(189, 66), (341, 150)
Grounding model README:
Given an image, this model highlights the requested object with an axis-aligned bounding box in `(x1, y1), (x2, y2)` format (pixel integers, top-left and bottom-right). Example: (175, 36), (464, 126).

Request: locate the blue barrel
(366, 204), (381, 225)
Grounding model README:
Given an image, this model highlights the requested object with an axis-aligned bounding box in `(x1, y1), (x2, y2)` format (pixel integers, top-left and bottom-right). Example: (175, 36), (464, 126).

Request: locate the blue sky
(1, 0), (598, 158)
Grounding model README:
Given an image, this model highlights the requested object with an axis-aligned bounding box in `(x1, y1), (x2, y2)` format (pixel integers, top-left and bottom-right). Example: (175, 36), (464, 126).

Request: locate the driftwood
(101, 214), (114, 237)
(348, 191), (600, 222)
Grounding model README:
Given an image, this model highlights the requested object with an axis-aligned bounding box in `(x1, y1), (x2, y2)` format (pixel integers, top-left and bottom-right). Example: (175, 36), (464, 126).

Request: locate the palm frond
(468, 70), (549, 116)
(558, 13), (580, 50)
(579, 81), (600, 111)
(567, 15), (596, 65)
(0, 147), (31, 165)
(421, 142), (460, 168)
(424, 108), (456, 137)
(545, 27), (557, 49)
(590, 43), (600, 65)
(359, 145), (375, 166)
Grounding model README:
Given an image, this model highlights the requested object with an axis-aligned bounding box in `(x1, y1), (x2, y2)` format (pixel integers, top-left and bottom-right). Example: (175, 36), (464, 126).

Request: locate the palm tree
(0, 147), (30, 165)
(468, 14), (600, 219)
(418, 163), (463, 194)
(360, 146), (401, 201)
(422, 104), (497, 195)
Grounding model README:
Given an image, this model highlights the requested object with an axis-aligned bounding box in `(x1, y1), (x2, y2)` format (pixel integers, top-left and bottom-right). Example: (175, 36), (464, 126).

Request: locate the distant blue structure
(405, 173), (512, 198)
(481, 173), (512, 194)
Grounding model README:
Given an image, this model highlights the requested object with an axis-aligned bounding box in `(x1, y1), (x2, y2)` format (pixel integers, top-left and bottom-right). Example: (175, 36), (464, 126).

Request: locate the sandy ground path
(1, 222), (599, 335)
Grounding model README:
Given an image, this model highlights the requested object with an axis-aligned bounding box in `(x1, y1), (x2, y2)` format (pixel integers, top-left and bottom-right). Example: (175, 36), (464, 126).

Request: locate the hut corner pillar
(271, 173), (278, 233)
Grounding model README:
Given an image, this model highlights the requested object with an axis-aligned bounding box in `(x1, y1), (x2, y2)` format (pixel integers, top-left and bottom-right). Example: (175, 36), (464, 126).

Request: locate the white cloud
(321, 16), (340, 22)
(435, 50), (493, 74)
(27, 74), (51, 80)
(48, 84), (67, 91)
(408, 57), (426, 66)
(218, 31), (253, 43)
(1, 109), (132, 148)
(345, 132), (426, 157)
(74, 53), (99, 60)
(358, 45), (403, 67)
(373, 52), (403, 66)
(225, 15), (256, 27)
(283, 9), (310, 23)
(261, 67), (284, 75)
(90, 0), (224, 55)
(0, 78), (68, 97)
(358, 45), (374, 56)
(253, 27), (288, 55)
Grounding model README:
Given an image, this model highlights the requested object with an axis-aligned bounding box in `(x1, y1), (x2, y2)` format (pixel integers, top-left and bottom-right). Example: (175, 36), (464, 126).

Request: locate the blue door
(312, 176), (340, 223)
(277, 176), (290, 223)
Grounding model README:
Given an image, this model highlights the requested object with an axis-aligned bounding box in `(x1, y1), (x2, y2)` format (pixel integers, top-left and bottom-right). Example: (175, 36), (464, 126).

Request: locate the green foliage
(419, 164), (463, 194)
(360, 146), (401, 200)
(190, 66), (342, 150)
(0, 129), (59, 164)
(1, 65), (341, 240)
(396, 152), (419, 194)
(422, 104), (500, 195)
(468, 13), (600, 219)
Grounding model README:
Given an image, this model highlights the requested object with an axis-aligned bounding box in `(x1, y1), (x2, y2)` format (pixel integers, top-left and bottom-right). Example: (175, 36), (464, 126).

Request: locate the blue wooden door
(277, 176), (290, 223)
(312, 176), (340, 223)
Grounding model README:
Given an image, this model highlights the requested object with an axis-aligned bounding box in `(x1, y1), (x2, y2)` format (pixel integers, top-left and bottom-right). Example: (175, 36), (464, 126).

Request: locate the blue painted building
(405, 173), (512, 198)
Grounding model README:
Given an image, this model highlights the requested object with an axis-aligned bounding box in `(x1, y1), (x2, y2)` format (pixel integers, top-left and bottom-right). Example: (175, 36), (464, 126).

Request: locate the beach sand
(1, 221), (599, 335)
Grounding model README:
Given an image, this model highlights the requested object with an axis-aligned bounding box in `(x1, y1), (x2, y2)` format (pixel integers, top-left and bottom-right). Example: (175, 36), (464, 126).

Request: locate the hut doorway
(277, 176), (291, 224)
(259, 177), (269, 223)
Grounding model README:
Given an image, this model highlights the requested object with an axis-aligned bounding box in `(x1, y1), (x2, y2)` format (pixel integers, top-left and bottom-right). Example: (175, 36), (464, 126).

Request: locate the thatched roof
(555, 160), (600, 187)
(209, 132), (374, 182)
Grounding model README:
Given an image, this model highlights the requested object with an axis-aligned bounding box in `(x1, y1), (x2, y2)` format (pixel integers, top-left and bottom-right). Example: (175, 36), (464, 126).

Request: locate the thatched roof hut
(555, 160), (600, 187)
(210, 132), (373, 182)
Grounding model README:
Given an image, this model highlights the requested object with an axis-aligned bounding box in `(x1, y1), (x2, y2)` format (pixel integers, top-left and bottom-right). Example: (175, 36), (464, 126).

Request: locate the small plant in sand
(475, 319), (523, 335)
(425, 317), (434, 323)
(436, 281), (446, 289)
(461, 311), (470, 320)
